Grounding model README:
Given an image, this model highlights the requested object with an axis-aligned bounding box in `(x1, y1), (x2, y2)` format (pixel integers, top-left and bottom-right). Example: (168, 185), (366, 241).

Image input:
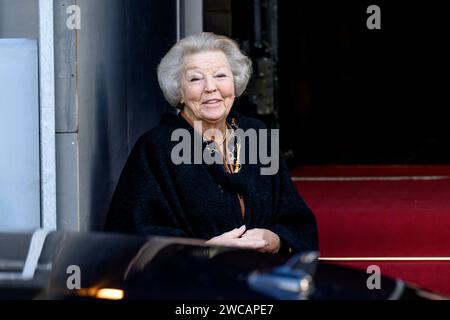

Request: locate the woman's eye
(215, 74), (227, 78)
(189, 77), (201, 82)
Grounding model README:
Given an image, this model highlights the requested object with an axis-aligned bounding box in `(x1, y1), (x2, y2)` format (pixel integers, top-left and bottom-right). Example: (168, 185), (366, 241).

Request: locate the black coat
(105, 111), (318, 253)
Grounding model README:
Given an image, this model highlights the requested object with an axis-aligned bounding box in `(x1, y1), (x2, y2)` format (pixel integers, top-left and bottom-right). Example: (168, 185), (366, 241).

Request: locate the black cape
(105, 111), (318, 253)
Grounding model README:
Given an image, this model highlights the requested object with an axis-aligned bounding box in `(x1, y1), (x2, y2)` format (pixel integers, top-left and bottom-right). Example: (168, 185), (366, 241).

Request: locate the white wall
(0, 39), (41, 231)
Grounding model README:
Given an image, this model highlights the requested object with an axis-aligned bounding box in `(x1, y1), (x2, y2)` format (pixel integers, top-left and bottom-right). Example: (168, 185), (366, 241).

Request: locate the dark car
(0, 230), (446, 300)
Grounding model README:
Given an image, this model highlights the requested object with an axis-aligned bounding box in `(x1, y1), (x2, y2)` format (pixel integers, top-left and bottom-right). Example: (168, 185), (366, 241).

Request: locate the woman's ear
(180, 90), (185, 105)
(177, 99), (185, 110)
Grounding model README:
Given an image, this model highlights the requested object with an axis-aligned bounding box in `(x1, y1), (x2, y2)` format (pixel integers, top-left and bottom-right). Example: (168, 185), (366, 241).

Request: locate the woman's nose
(204, 76), (217, 93)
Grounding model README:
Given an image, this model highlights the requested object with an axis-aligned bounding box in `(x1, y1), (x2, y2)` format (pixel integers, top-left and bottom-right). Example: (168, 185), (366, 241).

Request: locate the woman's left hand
(240, 228), (281, 254)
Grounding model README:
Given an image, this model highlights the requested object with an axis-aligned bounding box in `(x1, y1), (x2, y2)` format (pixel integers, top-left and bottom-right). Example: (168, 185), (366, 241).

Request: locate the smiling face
(180, 50), (235, 125)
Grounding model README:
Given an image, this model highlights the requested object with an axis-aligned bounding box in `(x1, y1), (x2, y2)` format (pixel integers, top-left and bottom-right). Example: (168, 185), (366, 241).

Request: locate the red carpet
(292, 165), (450, 295)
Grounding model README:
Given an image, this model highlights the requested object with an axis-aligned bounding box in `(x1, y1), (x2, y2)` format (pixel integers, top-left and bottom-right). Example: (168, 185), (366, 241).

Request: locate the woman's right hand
(205, 225), (268, 250)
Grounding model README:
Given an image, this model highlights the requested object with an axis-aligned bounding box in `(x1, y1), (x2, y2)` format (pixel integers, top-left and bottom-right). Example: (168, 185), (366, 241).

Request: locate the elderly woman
(105, 32), (318, 254)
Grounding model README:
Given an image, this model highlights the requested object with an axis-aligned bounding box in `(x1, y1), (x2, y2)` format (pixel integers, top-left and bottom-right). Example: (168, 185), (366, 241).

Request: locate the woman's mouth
(202, 99), (223, 107)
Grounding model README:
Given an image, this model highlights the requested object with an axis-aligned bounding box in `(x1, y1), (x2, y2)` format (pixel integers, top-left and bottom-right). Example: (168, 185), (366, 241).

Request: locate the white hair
(157, 32), (253, 108)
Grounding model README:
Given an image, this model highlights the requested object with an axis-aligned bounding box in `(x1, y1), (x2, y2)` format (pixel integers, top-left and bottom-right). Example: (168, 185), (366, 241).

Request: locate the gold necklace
(203, 123), (229, 145)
